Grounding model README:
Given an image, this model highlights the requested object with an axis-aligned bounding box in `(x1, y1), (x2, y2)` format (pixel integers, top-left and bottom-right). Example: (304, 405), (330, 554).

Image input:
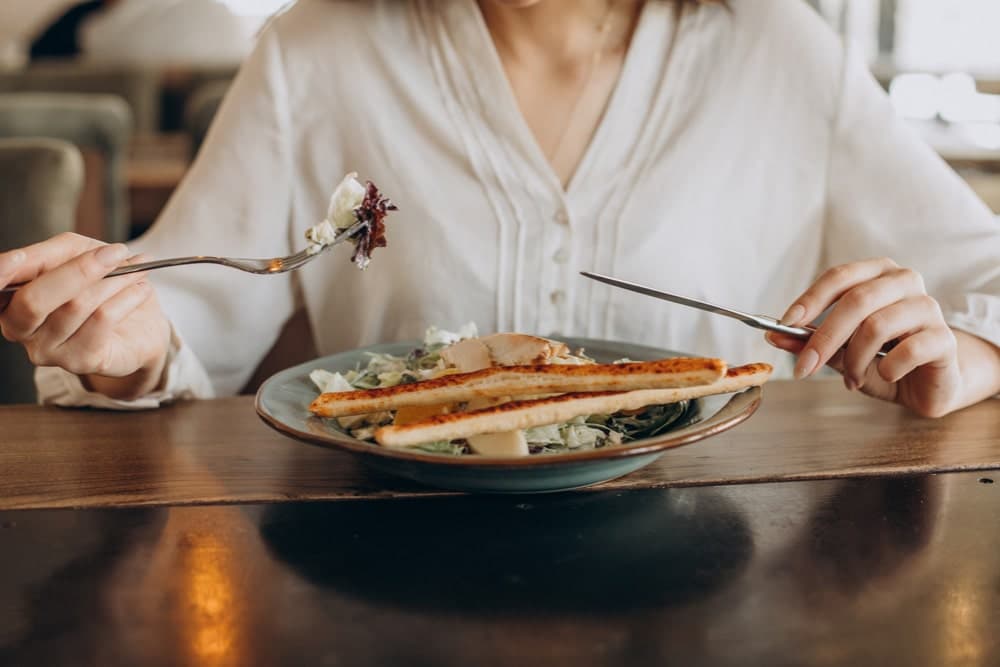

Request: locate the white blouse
(38, 0), (1000, 408)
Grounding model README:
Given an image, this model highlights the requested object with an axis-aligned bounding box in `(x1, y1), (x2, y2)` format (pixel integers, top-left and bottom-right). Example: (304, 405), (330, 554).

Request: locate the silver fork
(0, 220), (368, 296)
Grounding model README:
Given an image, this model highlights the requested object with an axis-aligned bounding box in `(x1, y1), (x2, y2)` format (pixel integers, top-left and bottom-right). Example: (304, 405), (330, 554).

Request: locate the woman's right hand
(0, 233), (172, 400)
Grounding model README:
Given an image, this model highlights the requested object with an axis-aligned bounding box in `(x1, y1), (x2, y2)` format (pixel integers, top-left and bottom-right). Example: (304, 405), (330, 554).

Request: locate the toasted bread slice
(373, 363), (772, 449)
(308, 357), (727, 418)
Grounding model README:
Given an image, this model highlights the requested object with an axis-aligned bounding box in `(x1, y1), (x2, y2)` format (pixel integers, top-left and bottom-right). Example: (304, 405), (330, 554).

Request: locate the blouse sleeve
(37, 19), (300, 406)
(823, 47), (1000, 349)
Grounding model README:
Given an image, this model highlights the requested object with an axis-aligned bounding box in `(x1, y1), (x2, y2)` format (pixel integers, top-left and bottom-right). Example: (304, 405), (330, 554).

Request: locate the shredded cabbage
(424, 322), (478, 346)
(309, 369), (354, 394)
(412, 440), (470, 456)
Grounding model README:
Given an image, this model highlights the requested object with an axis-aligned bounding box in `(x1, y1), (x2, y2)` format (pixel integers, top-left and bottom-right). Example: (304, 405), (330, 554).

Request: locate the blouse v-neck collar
(430, 0), (677, 198)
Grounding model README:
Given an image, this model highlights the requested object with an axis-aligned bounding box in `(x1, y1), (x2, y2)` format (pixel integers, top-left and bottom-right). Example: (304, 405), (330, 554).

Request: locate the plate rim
(254, 338), (763, 468)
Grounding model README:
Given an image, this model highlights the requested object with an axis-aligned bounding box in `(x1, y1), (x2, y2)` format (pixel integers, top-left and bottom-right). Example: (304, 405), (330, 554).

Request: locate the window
(811, 0), (1000, 150)
(217, 0), (296, 35)
(894, 0), (1000, 75)
(821, 0), (1000, 75)
(217, 0), (294, 17)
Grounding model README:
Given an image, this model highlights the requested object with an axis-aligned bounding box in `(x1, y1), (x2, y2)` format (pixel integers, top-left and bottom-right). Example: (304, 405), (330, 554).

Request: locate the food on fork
(305, 172), (396, 269)
(307, 325), (772, 457)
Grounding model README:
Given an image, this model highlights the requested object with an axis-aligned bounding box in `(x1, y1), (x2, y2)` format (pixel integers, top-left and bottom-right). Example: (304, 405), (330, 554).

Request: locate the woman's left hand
(765, 257), (961, 418)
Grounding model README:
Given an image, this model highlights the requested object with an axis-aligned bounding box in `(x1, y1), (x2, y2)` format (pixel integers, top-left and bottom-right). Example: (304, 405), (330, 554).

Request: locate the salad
(310, 325), (691, 456)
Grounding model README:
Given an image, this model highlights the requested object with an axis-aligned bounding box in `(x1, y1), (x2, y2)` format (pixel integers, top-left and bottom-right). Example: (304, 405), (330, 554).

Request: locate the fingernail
(96, 244), (128, 267)
(0, 250), (25, 274)
(843, 375), (857, 392)
(780, 304), (806, 326)
(794, 348), (819, 380)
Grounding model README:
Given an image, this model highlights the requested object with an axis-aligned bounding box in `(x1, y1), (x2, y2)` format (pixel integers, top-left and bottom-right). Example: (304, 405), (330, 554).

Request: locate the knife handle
(765, 321), (895, 359)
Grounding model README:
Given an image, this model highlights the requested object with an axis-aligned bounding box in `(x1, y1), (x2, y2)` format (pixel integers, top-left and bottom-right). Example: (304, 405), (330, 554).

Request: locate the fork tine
(282, 248), (320, 271)
(277, 220), (368, 272)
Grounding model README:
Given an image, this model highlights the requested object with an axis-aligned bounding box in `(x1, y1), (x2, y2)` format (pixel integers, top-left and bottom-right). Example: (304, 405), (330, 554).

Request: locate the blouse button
(552, 247), (569, 264)
(550, 290), (566, 305)
(553, 210), (569, 225)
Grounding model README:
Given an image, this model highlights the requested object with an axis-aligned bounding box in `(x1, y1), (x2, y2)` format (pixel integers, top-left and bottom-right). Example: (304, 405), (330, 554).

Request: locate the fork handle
(0, 256), (221, 294)
(105, 256), (224, 278)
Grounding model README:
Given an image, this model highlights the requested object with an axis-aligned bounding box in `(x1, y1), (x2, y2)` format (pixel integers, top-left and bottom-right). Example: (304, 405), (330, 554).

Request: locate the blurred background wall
(0, 0), (995, 398)
(0, 0), (997, 246)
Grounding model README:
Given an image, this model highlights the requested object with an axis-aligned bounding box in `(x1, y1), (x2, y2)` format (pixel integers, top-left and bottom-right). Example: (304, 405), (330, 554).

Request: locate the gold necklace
(546, 0), (618, 167)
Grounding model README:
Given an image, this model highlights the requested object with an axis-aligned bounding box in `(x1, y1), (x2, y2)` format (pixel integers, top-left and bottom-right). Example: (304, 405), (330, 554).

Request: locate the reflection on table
(1, 473), (996, 666)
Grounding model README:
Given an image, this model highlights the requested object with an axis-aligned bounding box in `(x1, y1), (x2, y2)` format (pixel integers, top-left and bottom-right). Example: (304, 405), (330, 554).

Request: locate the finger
(825, 347), (846, 376)
(780, 257), (900, 327)
(31, 253), (150, 346)
(1, 243), (129, 340)
(0, 249), (28, 287)
(876, 326), (957, 385)
(794, 268), (926, 378)
(765, 331), (847, 381)
(842, 295), (943, 389)
(30, 270), (150, 350)
(45, 281), (154, 377)
(764, 331), (807, 354)
(0, 232), (103, 286)
(0, 251), (27, 312)
(0, 247), (144, 315)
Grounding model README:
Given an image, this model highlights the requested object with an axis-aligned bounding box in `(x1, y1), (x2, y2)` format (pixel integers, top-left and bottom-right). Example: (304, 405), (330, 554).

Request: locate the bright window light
(895, 0), (1000, 74)
(217, 0), (295, 17)
(890, 72), (1000, 124)
(889, 73), (942, 121)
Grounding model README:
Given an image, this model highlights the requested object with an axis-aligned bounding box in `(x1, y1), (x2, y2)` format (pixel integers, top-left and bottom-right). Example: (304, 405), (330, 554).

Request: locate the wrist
(953, 329), (1000, 410)
(83, 353), (168, 400)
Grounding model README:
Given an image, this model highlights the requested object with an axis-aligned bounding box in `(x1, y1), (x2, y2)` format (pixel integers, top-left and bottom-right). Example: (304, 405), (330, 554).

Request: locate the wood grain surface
(2, 379), (999, 510)
(1, 473), (998, 666)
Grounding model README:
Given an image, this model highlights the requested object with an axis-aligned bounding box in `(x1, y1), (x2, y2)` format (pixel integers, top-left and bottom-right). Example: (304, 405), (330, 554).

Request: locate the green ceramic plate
(255, 337), (762, 493)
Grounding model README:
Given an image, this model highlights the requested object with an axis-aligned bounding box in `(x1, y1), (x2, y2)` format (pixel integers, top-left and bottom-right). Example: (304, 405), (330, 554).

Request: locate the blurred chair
(0, 138), (83, 404)
(0, 62), (160, 132)
(161, 65), (236, 132)
(182, 78), (231, 158)
(0, 93), (132, 242)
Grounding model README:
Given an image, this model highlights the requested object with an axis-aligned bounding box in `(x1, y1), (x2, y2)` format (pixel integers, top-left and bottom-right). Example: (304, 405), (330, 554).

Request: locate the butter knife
(581, 271), (890, 358)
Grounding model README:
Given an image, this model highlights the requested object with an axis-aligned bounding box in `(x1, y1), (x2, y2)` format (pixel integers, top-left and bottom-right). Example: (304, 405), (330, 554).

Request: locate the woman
(1, 0), (999, 416)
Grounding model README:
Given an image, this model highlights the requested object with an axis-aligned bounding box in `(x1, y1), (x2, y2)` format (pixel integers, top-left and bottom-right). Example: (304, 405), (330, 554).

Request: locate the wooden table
(2, 380), (1000, 665)
(2, 380), (999, 511)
